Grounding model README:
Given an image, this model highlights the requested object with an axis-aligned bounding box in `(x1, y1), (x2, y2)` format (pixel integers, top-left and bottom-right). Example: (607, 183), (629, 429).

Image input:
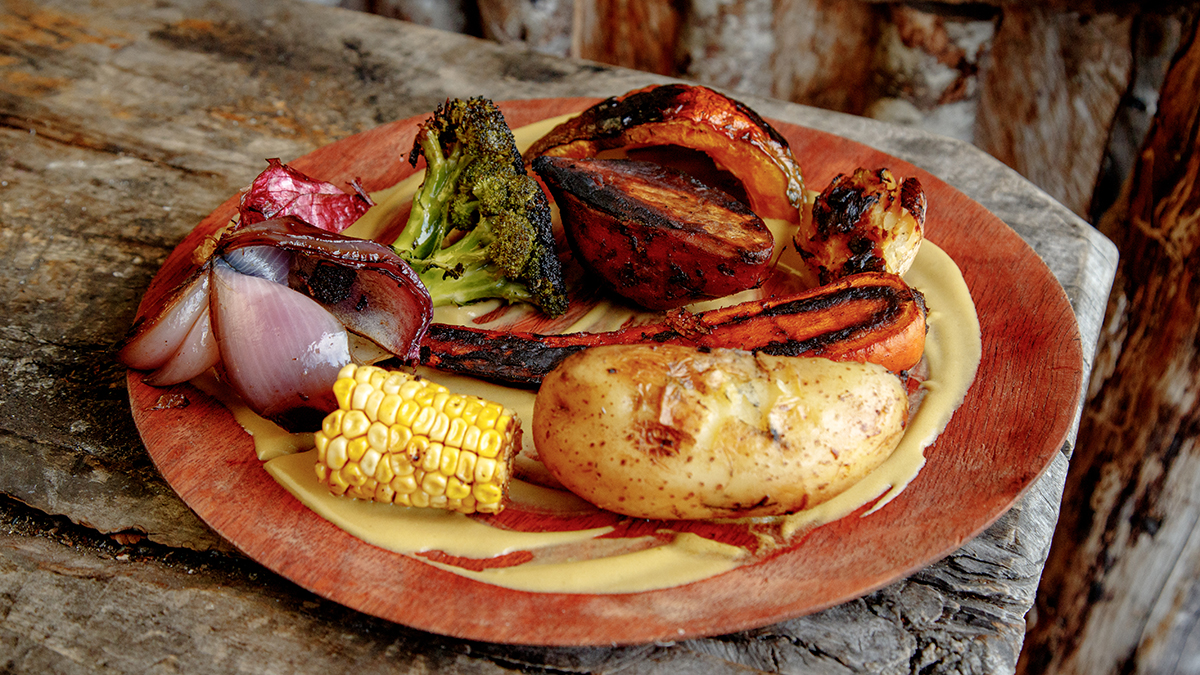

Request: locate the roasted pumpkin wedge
(533, 156), (774, 310)
(796, 167), (926, 285)
(524, 84), (808, 224)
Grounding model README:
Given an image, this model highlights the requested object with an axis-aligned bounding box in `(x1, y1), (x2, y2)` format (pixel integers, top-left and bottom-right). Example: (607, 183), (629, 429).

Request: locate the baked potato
(532, 344), (908, 520)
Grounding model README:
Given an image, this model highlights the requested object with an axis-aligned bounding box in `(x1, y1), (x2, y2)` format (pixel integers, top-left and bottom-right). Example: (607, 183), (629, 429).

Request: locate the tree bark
(1018, 13), (1200, 675)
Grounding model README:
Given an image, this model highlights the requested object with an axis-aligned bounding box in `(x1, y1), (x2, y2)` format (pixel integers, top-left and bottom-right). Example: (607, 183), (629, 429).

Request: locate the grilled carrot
(419, 272), (926, 387)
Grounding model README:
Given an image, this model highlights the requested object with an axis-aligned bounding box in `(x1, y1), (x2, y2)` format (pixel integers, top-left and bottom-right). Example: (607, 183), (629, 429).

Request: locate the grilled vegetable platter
(121, 89), (1085, 646)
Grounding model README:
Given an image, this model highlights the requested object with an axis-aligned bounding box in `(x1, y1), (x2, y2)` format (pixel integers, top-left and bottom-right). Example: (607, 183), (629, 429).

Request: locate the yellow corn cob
(313, 364), (520, 515)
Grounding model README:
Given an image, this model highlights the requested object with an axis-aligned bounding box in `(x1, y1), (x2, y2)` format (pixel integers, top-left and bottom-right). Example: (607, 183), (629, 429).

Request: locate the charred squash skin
(523, 84), (807, 224)
(533, 156), (775, 310)
(419, 272), (926, 387)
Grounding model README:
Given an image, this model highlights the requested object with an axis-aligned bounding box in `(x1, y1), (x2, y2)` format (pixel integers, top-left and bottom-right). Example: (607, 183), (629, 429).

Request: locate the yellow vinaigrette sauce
(246, 116), (982, 594)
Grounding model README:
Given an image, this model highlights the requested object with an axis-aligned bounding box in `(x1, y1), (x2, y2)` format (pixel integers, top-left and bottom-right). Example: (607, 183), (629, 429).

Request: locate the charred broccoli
(393, 97), (568, 317)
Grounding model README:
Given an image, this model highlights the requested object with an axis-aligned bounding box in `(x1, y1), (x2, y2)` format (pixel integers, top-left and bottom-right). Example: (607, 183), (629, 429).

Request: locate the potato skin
(532, 344), (908, 520)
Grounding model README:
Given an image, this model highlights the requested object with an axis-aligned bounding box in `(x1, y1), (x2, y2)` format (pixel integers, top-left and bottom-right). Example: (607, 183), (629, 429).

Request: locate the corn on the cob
(313, 364), (520, 514)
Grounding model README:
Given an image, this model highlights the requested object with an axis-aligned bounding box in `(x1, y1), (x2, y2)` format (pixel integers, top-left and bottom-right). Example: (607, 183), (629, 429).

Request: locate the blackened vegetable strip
(419, 272), (926, 387)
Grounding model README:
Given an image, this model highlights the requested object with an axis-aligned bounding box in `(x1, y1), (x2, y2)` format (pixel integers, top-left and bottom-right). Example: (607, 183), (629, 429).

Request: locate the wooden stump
(1018, 13), (1200, 675)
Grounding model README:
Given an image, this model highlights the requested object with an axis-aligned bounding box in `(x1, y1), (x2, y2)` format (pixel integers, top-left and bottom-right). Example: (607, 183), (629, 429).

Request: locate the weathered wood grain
(975, 6), (1133, 218)
(1019, 15), (1200, 675)
(0, 0), (1115, 671)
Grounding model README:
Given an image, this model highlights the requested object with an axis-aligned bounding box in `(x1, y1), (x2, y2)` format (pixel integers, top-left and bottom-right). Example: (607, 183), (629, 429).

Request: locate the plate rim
(128, 96), (1085, 646)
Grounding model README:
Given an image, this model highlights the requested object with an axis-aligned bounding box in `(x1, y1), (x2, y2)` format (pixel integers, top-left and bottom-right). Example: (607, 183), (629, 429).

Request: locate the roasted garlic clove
(795, 168), (926, 285)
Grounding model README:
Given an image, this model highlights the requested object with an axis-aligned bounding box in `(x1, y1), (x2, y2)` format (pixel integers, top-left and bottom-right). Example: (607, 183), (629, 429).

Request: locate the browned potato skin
(532, 344), (908, 520)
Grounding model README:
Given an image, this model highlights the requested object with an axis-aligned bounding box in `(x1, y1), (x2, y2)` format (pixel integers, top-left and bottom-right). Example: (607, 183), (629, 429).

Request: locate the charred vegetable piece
(797, 167), (926, 285)
(420, 271), (927, 386)
(533, 156), (774, 310)
(315, 364), (519, 514)
(533, 345), (909, 520)
(396, 97), (568, 317)
(524, 84), (807, 224)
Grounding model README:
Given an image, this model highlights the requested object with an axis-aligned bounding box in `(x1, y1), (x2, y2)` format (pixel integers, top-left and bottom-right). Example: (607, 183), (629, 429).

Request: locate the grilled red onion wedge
(118, 217), (432, 431)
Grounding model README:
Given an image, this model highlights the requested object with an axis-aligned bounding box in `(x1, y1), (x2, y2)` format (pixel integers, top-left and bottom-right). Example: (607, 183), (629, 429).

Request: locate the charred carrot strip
(419, 272), (926, 387)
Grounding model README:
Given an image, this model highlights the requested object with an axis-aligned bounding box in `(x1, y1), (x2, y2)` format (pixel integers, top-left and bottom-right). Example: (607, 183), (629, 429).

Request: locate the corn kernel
(439, 445), (460, 477)
(474, 457), (497, 485)
(374, 483), (395, 504)
(373, 454), (395, 484)
(388, 453), (414, 477)
(462, 426), (481, 453)
(367, 422), (389, 453)
(359, 448), (382, 478)
(382, 372), (405, 395)
(314, 431), (330, 463)
(327, 466), (350, 495)
(421, 472), (447, 497)
(478, 429), (503, 459)
(332, 377), (355, 410)
(398, 379), (423, 401)
(446, 476), (470, 500)
(326, 436), (349, 470)
(477, 404), (500, 430)
(389, 425), (413, 453)
(350, 382), (373, 412)
(363, 389), (385, 421)
(346, 436), (368, 463)
(455, 451), (477, 483)
(322, 409), (345, 438)
(342, 410), (370, 439)
(368, 368), (387, 390)
(473, 482), (503, 504)
(341, 463), (367, 488)
(377, 393), (401, 425)
(420, 441), (443, 473)
(396, 400), (420, 428)
(391, 473), (418, 495)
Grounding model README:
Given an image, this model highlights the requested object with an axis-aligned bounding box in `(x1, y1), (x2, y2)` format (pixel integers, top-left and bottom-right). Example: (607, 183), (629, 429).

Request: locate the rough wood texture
(1019, 15), (1200, 675)
(573, 0), (682, 75)
(0, 0), (1115, 671)
(975, 6), (1133, 218)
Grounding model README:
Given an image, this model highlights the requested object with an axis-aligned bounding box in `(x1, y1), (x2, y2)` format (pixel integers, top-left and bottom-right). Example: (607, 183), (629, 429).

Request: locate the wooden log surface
(1018, 14), (1200, 675)
(0, 0), (1115, 671)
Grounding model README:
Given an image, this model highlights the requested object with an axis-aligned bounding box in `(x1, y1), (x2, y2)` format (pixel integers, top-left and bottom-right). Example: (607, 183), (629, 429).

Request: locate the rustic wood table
(0, 0), (1118, 672)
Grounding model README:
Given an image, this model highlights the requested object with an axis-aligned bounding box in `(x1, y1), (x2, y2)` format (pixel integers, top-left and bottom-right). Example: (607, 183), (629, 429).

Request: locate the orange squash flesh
(524, 84), (807, 224)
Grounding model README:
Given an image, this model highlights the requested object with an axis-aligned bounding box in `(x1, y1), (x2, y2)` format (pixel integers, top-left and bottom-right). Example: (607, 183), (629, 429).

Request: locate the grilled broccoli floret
(393, 97), (568, 317)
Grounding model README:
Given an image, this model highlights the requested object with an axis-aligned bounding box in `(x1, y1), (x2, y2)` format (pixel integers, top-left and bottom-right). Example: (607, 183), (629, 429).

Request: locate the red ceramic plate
(128, 98), (1083, 646)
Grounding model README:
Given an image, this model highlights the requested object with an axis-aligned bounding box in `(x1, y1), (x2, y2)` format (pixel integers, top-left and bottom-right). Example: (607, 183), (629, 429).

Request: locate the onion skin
(117, 270), (210, 372)
(144, 303), (220, 386)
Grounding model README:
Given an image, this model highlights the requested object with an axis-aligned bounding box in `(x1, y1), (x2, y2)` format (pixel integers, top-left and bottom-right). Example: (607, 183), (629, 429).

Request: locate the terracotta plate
(128, 98), (1084, 646)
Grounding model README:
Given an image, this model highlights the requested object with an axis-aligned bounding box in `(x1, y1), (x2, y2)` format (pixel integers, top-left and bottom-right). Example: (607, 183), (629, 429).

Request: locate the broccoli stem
(394, 135), (462, 260)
